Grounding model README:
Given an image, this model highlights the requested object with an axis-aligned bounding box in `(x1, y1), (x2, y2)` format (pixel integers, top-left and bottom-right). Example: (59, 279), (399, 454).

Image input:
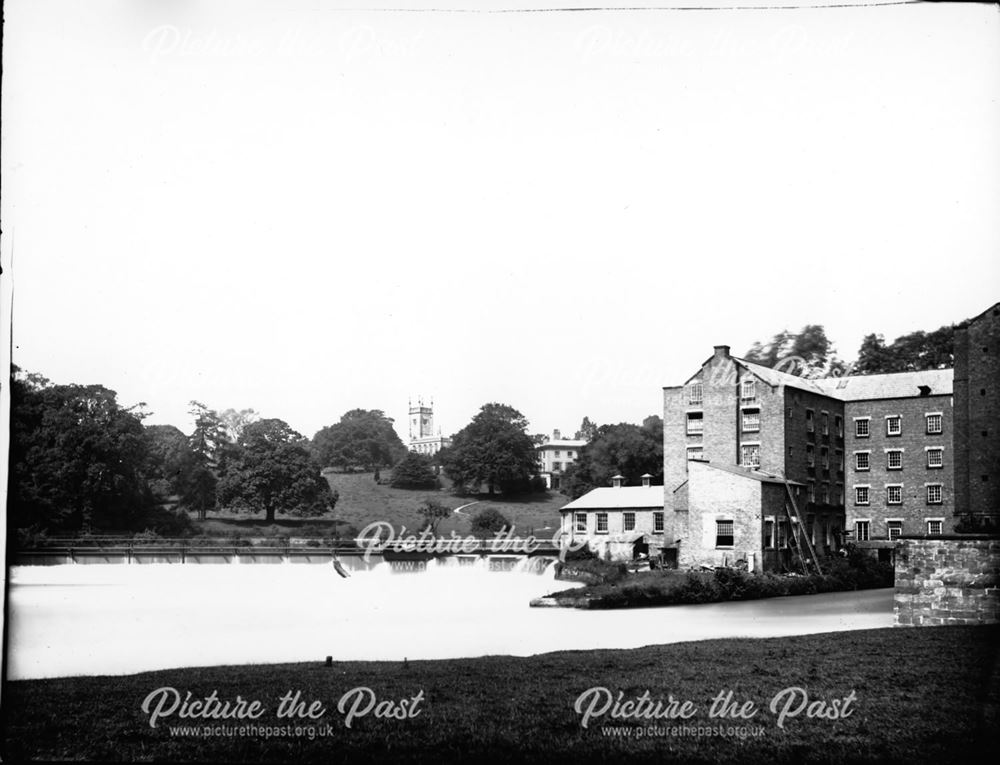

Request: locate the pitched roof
(811, 368), (952, 401)
(735, 358), (833, 397)
(690, 460), (803, 486)
(537, 439), (587, 450)
(560, 485), (664, 511)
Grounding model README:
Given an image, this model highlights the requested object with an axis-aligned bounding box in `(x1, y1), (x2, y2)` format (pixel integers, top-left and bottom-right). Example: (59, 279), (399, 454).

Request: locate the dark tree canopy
(574, 416), (598, 441)
(9, 369), (154, 532)
(561, 417), (663, 499)
(390, 451), (438, 489)
(441, 403), (540, 495)
(218, 419), (335, 521)
(144, 424), (195, 499)
(312, 409), (407, 471)
(470, 507), (511, 535)
(416, 499), (452, 533)
(743, 325), (844, 376)
(853, 324), (955, 374)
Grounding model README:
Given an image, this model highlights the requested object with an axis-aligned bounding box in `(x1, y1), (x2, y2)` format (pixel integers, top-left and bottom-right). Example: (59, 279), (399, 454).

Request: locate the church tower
(409, 397), (434, 442)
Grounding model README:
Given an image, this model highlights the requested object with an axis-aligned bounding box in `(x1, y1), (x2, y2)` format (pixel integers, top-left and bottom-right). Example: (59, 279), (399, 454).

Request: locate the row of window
(573, 511), (666, 534)
(854, 518), (943, 540)
(688, 380), (761, 406)
(854, 448), (943, 471)
(760, 517), (840, 550)
(854, 484), (944, 505)
(854, 413), (942, 438)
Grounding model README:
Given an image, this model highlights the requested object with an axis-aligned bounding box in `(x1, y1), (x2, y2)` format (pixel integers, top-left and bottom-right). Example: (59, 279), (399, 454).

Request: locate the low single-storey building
(559, 474), (667, 561)
(671, 460), (844, 573)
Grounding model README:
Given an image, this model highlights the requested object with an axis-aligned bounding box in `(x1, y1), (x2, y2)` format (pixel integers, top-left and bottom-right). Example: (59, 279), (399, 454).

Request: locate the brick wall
(894, 537), (1000, 626)
(844, 394), (955, 539)
(953, 303), (1000, 520)
(682, 461), (763, 571)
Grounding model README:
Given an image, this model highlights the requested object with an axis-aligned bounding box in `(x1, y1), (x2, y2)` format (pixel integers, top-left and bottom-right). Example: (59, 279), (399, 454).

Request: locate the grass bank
(3, 627), (997, 763)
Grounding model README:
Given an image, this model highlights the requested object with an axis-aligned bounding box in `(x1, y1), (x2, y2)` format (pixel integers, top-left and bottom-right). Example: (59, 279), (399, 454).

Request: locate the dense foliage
(854, 324), (955, 374)
(441, 403), (541, 495)
(389, 451), (438, 489)
(469, 507), (511, 534)
(311, 409), (407, 471)
(560, 416), (663, 499)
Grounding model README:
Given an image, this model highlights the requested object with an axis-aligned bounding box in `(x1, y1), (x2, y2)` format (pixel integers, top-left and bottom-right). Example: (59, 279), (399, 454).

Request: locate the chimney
(553, 429), (561, 440)
(713, 345), (731, 359)
(612, 475), (624, 488)
(641, 473), (652, 488)
(918, 385), (931, 397)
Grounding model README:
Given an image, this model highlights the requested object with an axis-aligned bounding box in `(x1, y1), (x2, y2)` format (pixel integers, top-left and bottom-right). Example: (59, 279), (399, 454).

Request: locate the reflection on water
(7, 563), (893, 680)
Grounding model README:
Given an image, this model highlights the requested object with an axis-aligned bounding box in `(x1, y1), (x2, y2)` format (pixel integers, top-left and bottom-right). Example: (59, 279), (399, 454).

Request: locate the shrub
(390, 453), (438, 489)
(470, 508), (510, 534)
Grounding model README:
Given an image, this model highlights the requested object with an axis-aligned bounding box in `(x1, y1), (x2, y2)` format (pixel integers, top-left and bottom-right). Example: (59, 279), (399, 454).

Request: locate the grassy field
(192, 471), (568, 540)
(3, 626), (997, 763)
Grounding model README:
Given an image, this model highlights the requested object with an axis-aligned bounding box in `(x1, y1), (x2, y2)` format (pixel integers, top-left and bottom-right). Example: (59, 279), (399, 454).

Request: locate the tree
(470, 507), (510, 535)
(144, 424), (196, 501)
(390, 451), (438, 489)
(8, 369), (154, 532)
(218, 407), (260, 443)
(186, 401), (227, 520)
(312, 409), (407, 471)
(854, 324), (955, 374)
(561, 418), (663, 499)
(574, 416), (598, 441)
(217, 419), (335, 522)
(441, 403), (540, 495)
(416, 499), (452, 533)
(743, 325), (844, 377)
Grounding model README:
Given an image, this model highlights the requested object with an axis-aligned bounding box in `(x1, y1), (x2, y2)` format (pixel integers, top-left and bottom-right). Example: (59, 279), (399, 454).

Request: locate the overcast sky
(2, 0), (998, 443)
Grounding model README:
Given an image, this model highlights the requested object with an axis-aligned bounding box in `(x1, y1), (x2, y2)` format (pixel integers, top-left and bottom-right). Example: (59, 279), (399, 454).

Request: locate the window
(886, 450), (903, 470)
(741, 379), (756, 401)
(821, 483), (830, 504)
(686, 412), (704, 435)
(574, 512), (587, 533)
(688, 383), (703, 406)
(554, 450), (561, 457)
(835, 450), (844, 475)
(855, 520), (870, 542)
(763, 519), (774, 549)
(741, 410), (760, 432)
(653, 512), (664, 533)
(926, 519), (943, 536)
(855, 452), (870, 471)
(623, 512), (636, 531)
(553, 461), (562, 472)
(687, 446), (704, 461)
(887, 485), (903, 505)
(776, 520), (789, 548)
(821, 447), (829, 470)
(596, 513), (608, 534)
(855, 418), (870, 438)
(821, 412), (829, 435)
(741, 443), (761, 468)
(568, 451), (575, 459)
(806, 444), (815, 468)
(887, 520), (903, 541)
(855, 486), (870, 505)
(807, 481), (816, 503)
(886, 416), (902, 436)
(926, 484), (943, 504)
(716, 520), (734, 547)
(927, 448), (943, 469)
(835, 416), (843, 437)
(926, 413), (942, 435)
(806, 409), (815, 433)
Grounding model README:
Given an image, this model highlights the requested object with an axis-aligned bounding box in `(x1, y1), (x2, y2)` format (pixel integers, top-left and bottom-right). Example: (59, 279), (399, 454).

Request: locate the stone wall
(894, 537), (1000, 626)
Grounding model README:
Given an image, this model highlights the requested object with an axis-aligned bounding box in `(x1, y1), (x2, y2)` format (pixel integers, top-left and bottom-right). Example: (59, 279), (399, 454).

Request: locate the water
(5, 563), (893, 680)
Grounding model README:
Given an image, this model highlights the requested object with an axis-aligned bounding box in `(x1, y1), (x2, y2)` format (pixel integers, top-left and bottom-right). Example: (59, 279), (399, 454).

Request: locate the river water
(5, 561), (893, 680)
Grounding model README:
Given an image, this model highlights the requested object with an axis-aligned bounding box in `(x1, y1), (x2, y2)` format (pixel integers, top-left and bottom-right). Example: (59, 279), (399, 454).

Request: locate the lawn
(192, 471), (568, 541)
(3, 626), (997, 763)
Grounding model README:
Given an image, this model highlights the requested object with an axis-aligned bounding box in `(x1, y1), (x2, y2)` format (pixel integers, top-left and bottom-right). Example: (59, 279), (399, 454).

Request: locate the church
(408, 397), (452, 456)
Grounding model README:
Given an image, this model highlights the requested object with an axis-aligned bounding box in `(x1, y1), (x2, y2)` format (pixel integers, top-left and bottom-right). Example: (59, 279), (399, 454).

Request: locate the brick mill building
(663, 345), (962, 570)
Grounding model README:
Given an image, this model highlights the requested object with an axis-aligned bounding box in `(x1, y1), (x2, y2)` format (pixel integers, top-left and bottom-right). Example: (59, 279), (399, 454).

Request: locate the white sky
(2, 0), (999, 443)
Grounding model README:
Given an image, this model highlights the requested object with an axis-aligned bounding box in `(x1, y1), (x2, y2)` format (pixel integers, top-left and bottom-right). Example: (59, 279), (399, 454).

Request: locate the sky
(2, 0), (999, 445)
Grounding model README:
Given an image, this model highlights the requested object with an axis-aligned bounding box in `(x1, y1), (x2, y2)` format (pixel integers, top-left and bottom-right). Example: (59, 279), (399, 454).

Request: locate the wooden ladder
(782, 480), (823, 576)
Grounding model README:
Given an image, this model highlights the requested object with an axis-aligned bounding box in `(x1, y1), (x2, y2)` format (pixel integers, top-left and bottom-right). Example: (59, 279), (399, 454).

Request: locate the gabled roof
(537, 439), (587, 450)
(689, 460), (804, 486)
(811, 368), (952, 401)
(736, 358), (833, 397)
(560, 485), (664, 511)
